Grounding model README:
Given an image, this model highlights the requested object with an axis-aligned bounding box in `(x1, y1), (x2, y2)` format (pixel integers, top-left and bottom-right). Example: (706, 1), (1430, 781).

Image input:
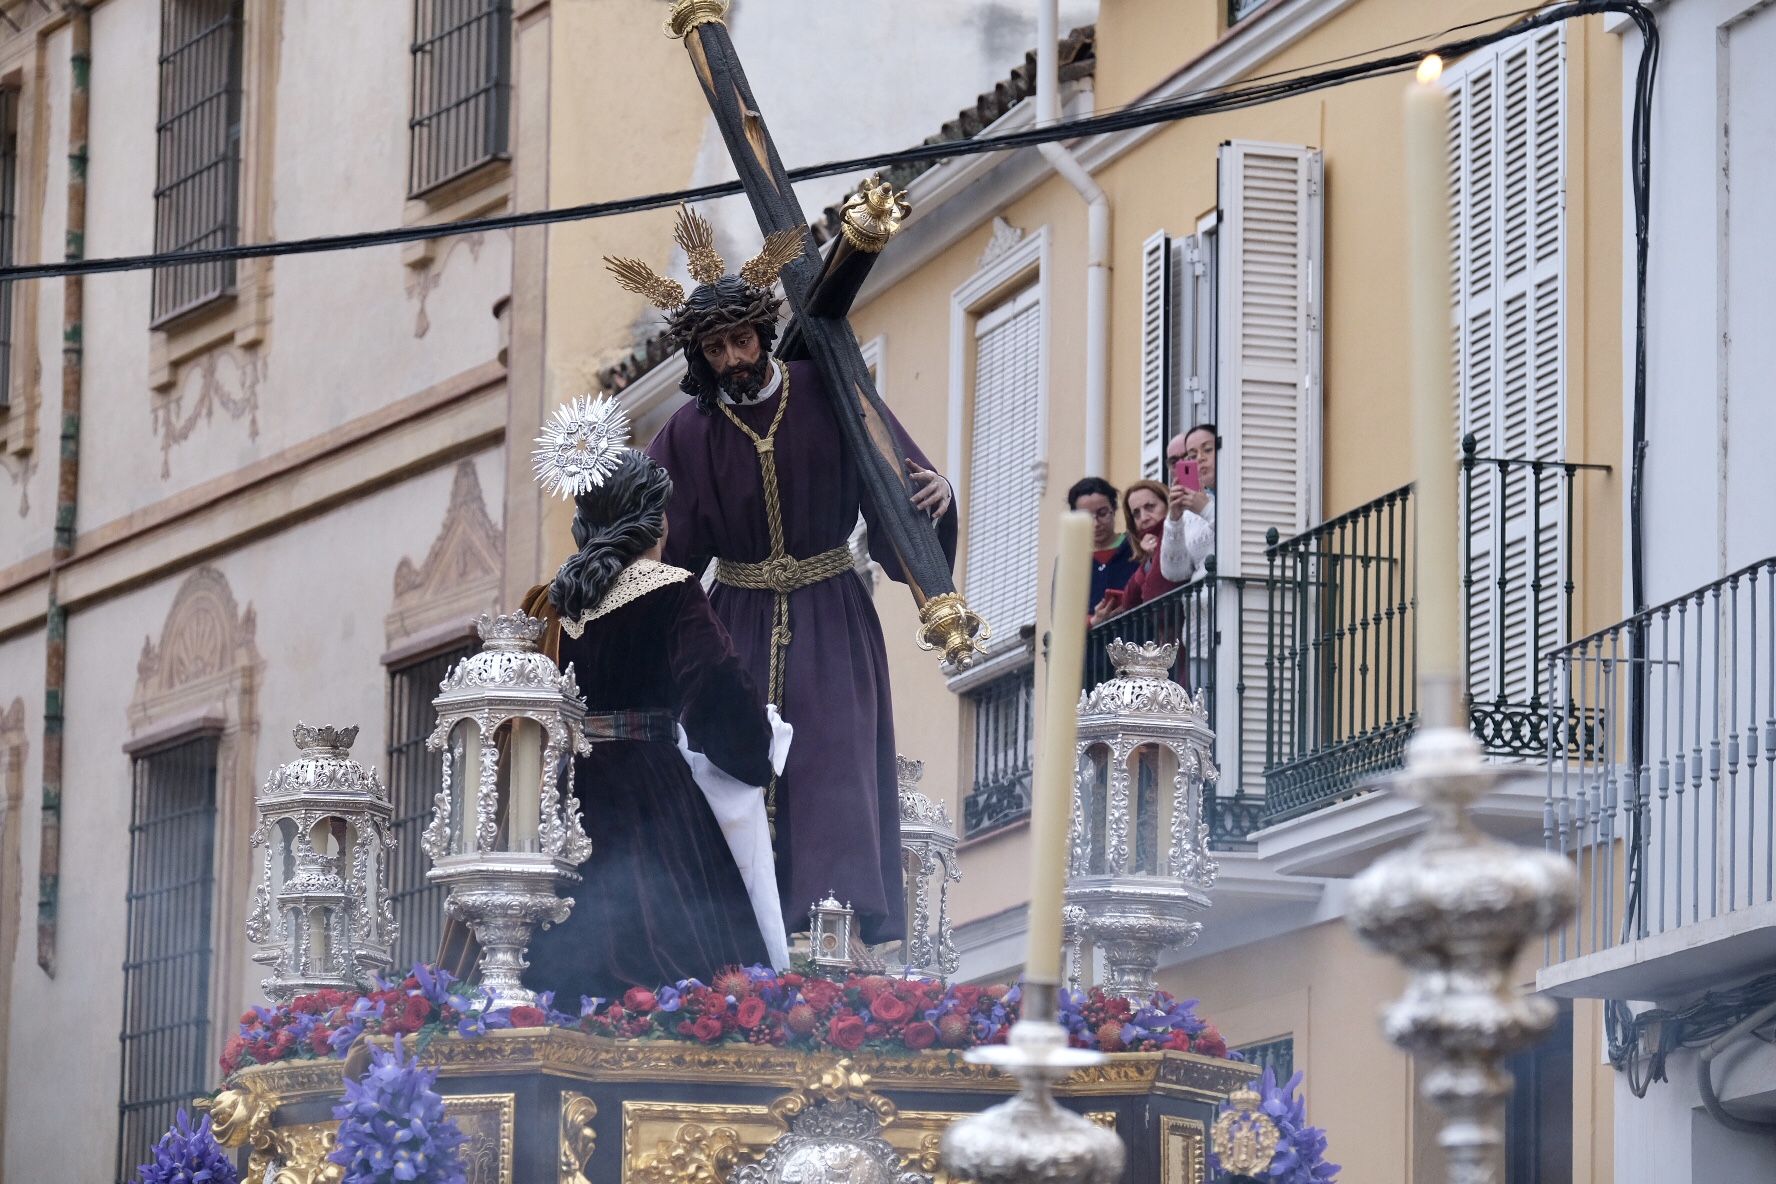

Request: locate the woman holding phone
(1092, 480), (1175, 622)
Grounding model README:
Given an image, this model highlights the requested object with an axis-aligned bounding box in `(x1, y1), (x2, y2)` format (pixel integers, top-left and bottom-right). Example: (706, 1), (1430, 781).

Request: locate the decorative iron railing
(1462, 438), (1610, 760)
(961, 657), (1036, 838)
(1262, 484), (1418, 822)
(1544, 557), (1776, 964)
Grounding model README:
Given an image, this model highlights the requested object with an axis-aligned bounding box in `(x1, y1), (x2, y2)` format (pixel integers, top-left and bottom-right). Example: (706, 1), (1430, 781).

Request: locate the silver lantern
(1065, 639), (1218, 1000)
(808, 892), (855, 976)
(895, 755), (960, 979)
(421, 611), (593, 1009)
(247, 723), (397, 1003)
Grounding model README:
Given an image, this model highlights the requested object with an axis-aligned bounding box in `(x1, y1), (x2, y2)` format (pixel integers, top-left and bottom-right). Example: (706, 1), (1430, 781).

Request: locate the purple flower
(329, 1036), (467, 1184)
(133, 1110), (238, 1184)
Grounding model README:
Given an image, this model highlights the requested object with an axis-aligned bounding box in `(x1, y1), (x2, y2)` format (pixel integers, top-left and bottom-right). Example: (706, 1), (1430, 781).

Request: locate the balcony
(1538, 557), (1776, 1002)
(957, 451), (1605, 879)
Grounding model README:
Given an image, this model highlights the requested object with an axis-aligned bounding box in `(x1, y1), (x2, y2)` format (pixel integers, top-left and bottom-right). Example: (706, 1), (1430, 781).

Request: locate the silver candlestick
(940, 982), (1126, 1183)
(1347, 678), (1578, 1184)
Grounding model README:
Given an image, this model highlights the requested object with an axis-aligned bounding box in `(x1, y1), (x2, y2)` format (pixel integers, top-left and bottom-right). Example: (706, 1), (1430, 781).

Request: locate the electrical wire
(1611, 971), (1776, 1101)
(0, 1), (1655, 285)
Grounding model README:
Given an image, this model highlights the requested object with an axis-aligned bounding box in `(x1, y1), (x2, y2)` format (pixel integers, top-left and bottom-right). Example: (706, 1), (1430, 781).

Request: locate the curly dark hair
(670, 276), (783, 413)
(547, 450), (674, 622)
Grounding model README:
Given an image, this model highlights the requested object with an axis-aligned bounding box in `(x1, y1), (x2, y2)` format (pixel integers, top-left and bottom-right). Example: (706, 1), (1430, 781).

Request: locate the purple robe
(647, 359), (958, 944)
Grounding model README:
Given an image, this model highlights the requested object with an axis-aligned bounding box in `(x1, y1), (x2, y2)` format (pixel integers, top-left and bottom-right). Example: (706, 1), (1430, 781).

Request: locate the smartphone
(1173, 458), (1202, 492)
(1099, 587), (1126, 612)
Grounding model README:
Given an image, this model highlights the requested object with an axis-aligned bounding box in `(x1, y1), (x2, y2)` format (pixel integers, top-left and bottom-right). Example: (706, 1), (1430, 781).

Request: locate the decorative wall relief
(385, 459), (504, 650)
(151, 348), (264, 479)
(405, 233), (487, 339)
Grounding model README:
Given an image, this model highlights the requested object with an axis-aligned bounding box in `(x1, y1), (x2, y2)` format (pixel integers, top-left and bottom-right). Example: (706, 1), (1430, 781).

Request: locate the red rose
(780, 973), (804, 988)
(869, 992), (912, 1024)
(903, 1021), (938, 1050)
(404, 995), (433, 1026)
(828, 1014), (867, 1051)
(691, 1015), (725, 1043)
(508, 1005), (548, 1028)
(857, 975), (892, 1002)
(936, 1013), (973, 1048)
(239, 1010), (259, 1027)
(737, 998), (768, 1030)
(623, 988), (658, 1013)
(309, 1027), (335, 1055)
(801, 981), (842, 1012)
(1193, 1024), (1228, 1059)
(786, 1004), (819, 1036)
(1095, 1022), (1125, 1052)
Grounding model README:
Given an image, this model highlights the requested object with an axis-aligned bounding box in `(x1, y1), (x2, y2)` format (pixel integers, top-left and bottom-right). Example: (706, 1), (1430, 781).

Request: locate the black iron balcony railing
(961, 656), (1036, 838)
(1262, 484), (1418, 823)
(1545, 556), (1776, 964)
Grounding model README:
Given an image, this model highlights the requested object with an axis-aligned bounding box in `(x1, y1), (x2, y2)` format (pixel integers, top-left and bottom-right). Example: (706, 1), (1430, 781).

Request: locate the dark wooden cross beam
(666, 0), (985, 669)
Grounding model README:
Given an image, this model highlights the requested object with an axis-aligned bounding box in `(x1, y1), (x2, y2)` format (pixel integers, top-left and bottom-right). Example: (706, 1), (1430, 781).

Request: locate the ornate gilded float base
(224, 1030), (1244, 1184)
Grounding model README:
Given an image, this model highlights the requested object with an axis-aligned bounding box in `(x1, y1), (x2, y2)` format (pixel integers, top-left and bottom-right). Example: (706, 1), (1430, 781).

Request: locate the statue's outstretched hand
(907, 460), (952, 519)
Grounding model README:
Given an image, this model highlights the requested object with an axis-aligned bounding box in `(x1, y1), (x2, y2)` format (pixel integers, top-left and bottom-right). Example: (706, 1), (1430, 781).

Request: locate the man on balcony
(1159, 424), (1217, 583)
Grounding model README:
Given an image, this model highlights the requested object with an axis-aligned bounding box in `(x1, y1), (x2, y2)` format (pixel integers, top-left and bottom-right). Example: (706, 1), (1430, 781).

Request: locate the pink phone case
(1173, 459), (1202, 492)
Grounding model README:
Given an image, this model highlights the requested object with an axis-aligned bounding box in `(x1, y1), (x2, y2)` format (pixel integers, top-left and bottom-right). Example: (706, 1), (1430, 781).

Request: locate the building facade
(1535, 3), (1776, 1182)
(0, 0), (1092, 1179)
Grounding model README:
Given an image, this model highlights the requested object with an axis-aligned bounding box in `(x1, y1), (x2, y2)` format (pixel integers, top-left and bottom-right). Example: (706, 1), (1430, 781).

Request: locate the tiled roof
(598, 24), (1097, 395)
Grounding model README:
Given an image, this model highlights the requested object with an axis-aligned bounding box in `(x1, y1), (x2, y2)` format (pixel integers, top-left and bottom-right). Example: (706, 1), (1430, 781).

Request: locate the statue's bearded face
(698, 323), (772, 399)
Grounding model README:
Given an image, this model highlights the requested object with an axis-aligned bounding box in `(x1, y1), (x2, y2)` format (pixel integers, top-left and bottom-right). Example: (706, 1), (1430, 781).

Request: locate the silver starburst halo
(532, 394), (632, 499)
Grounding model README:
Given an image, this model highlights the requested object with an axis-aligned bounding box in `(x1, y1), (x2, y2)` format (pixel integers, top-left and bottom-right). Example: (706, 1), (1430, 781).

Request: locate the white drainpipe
(1037, 0), (1110, 478)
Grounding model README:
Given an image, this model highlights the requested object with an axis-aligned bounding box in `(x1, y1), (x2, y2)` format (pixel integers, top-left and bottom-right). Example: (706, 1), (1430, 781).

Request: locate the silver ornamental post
(1065, 639), (1218, 1000)
(247, 724), (397, 1003)
(1346, 679), (1578, 1184)
(422, 611), (594, 1009)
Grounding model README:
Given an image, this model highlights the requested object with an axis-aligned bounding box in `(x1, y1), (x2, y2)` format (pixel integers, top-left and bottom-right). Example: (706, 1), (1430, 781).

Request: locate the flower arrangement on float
(220, 962), (1233, 1075)
(1210, 1067), (1340, 1184)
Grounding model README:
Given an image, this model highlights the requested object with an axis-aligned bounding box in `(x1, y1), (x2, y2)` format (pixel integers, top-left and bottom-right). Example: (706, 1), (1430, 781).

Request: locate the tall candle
(1405, 55), (1462, 710)
(507, 720), (542, 852)
(1026, 511), (1093, 985)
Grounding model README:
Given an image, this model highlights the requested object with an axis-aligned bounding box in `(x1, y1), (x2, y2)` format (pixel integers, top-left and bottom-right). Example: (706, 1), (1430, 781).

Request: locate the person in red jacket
(1090, 479), (1174, 623)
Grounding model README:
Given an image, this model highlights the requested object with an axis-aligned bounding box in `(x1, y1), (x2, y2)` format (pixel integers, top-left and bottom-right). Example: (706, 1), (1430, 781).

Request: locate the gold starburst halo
(532, 394), (633, 500)
(673, 205), (727, 286)
(739, 227), (806, 289)
(603, 256), (687, 311)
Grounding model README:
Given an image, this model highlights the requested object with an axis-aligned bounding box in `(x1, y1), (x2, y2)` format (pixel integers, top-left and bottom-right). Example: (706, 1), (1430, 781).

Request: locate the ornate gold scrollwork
(767, 1058), (898, 1131)
(558, 1092), (599, 1184)
(268, 1123), (343, 1184)
(200, 1087), (282, 1180)
(629, 1122), (748, 1184)
(916, 592), (990, 673)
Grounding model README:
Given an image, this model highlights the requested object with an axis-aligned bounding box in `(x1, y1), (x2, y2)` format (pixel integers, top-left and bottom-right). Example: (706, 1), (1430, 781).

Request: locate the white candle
(507, 720), (542, 852)
(1406, 56), (1462, 703)
(1026, 511), (1093, 985)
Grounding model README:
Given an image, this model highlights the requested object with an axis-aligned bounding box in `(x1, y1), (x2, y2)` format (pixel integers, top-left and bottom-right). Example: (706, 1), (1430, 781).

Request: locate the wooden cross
(665, 0), (987, 670)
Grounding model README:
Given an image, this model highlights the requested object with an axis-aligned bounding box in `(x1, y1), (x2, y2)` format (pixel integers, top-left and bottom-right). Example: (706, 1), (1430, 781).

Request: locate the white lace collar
(560, 559), (692, 638)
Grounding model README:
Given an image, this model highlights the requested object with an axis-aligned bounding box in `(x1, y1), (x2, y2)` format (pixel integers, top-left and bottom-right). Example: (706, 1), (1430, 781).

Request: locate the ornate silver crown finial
(532, 394), (632, 500)
(1107, 638), (1179, 680)
(474, 611), (546, 649)
(292, 723), (358, 753)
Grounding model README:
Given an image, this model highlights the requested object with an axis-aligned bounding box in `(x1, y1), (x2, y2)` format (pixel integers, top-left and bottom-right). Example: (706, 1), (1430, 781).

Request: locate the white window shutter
(1140, 230), (1173, 481)
(964, 285), (1044, 636)
(1216, 140), (1323, 579)
(1444, 27), (1566, 707)
(1174, 233), (1211, 433)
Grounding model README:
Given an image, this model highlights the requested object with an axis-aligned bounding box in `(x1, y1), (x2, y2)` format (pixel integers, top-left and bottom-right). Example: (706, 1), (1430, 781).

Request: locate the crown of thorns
(604, 205), (804, 332)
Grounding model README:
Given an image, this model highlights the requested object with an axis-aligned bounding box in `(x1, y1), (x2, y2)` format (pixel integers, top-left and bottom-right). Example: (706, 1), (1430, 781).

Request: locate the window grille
(0, 88), (17, 409)
(409, 0), (512, 196)
(1233, 1034), (1295, 1085)
(386, 645), (472, 970)
(962, 663), (1035, 838)
(152, 0), (244, 324)
(116, 735), (219, 1183)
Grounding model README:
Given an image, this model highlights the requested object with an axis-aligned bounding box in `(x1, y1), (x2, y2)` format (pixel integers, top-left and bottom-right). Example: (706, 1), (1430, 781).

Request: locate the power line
(0, 0), (1653, 285)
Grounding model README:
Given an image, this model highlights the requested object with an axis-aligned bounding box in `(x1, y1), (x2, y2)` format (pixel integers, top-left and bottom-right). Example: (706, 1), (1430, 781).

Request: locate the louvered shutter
(1216, 142), (1322, 793)
(1444, 27), (1566, 708)
(964, 285), (1044, 636)
(1140, 230), (1174, 480)
(1217, 141), (1323, 577)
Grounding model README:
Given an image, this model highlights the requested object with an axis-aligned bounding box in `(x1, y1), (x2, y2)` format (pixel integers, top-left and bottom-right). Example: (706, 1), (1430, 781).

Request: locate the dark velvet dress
(525, 566), (772, 1000)
(646, 360), (958, 945)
